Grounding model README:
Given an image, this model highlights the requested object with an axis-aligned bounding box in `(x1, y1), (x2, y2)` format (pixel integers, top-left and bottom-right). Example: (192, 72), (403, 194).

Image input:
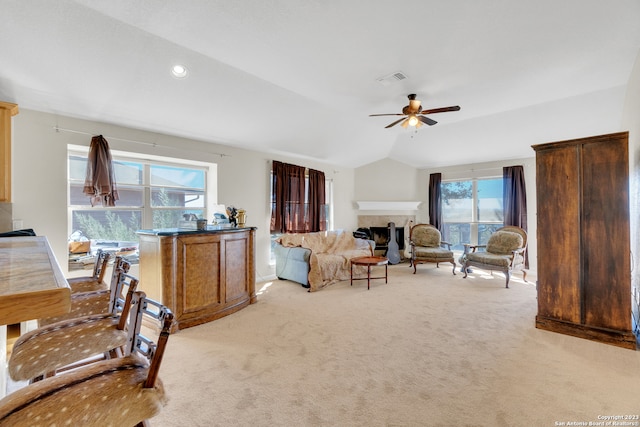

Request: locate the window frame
(441, 176), (504, 252)
(268, 172), (333, 263)
(68, 146), (212, 243)
(269, 170), (333, 233)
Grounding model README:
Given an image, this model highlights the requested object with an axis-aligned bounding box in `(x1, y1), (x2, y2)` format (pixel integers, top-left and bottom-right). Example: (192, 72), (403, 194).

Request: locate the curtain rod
(471, 166), (507, 172)
(448, 165), (522, 173)
(53, 126), (231, 158)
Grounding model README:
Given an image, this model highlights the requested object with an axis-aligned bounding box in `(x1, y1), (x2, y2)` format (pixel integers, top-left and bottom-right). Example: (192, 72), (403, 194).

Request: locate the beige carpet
(152, 263), (640, 427)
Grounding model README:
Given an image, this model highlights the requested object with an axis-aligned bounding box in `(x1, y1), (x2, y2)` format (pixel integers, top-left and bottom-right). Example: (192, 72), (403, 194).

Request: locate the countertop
(136, 226), (257, 236)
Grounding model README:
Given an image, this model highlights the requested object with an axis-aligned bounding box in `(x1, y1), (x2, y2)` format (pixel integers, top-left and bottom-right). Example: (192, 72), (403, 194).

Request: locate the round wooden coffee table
(350, 256), (389, 290)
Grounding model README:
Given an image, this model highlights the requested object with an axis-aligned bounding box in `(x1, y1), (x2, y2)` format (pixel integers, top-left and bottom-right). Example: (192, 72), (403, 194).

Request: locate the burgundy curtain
(503, 165), (528, 267)
(429, 173), (443, 232)
(83, 135), (118, 207)
(271, 161), (285, 233)
(308, 168), (327, 232)
(270, 161), (307, 233)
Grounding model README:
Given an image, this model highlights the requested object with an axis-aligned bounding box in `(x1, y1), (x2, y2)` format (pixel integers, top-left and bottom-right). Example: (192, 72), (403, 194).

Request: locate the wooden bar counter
(0, 236), (71, 396)
(137, 226), (257, 332)
(0, 236), (71, 325)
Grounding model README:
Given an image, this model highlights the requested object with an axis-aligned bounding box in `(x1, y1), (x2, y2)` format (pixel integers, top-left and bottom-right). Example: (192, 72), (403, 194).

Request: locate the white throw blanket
(277, 231), (373, 291)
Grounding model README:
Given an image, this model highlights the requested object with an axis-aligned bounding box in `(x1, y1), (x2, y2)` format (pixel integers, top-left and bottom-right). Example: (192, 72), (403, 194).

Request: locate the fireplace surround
(366, 226), (404, 251)
(357, 215), (415, 258)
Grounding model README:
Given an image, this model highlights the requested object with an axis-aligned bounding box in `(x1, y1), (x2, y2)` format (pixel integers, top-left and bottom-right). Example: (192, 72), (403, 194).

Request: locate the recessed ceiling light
(171, 64), (188, 78)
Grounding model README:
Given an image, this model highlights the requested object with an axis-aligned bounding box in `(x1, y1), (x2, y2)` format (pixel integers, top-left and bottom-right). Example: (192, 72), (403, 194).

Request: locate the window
(441, 178), (503, 252)
(269, 162), (331, 234)
(68, 150), (208, 245)
(268, 173), (334, 225)
(268, 170), (333, 262)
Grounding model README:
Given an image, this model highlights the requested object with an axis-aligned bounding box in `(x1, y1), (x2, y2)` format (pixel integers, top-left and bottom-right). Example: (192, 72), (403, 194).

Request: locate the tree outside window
(441, 178), (503, 252)
(69, 153), (207, 245)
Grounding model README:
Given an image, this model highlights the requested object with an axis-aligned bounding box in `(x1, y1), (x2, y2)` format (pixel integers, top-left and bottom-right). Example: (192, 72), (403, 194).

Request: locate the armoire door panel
(581, 138), (631, 330)
(536, 145), (581, 323)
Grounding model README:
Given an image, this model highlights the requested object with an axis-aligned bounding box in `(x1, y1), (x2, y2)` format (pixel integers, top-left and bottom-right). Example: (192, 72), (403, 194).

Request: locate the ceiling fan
(369, 94), (460, 129)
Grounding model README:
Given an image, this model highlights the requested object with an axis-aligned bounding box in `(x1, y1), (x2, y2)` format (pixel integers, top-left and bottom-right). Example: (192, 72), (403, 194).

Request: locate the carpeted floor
(152, 263), (640, 427)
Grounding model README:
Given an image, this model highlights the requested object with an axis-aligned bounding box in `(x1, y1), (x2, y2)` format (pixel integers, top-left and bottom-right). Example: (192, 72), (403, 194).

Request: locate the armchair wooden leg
(450, 261), (456, 275)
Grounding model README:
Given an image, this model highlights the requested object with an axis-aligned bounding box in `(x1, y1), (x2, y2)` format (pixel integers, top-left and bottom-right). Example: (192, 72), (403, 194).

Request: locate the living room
(1, 2), (639, 283)
(1, 1), (640, 425)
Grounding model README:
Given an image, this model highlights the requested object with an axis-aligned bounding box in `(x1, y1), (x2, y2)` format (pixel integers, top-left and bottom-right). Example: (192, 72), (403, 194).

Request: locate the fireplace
(356, 215), (415, 260)
(360, 224), (404, 252)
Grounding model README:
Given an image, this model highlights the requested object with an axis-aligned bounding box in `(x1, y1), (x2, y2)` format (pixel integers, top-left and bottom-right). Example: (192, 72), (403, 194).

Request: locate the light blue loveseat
(274, 244), (314, 288)
(274, 236), (375, 288)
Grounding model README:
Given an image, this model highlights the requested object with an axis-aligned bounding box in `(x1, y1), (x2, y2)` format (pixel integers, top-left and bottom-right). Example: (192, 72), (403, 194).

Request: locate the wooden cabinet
(137, 227), (257, 332)
(0, 102), (18, 203)
(533, 132), (637, 349)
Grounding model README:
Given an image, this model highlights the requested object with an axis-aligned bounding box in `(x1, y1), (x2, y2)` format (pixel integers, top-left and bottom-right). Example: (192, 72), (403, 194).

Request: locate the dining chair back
(0, 291), (174, 427)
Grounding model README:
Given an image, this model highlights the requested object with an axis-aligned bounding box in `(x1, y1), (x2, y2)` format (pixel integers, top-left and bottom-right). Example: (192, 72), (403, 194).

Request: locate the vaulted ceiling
(2, 1), (639, 168)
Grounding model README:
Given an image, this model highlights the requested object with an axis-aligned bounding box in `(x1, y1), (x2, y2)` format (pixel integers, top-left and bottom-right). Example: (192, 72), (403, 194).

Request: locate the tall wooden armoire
(533, 131), (637, 350)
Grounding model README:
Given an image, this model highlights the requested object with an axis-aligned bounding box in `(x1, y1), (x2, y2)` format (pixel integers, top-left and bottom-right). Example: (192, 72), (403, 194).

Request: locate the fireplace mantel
(356, 201), (421, 211)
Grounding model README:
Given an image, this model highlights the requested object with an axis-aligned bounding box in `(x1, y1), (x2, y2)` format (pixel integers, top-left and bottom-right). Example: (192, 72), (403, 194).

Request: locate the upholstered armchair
(461, 226), (527, 288)
(409, 224), (456, 275)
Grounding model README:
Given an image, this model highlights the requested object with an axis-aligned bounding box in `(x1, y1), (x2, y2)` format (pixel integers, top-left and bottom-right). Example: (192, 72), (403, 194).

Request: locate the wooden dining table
(0, 236), (71, 396)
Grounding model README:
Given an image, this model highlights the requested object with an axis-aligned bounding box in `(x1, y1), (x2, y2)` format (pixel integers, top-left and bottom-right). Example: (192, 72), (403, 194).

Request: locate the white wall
(621, 47), (640, 321)
(10, 109), (357, 279)
(355, 158), (419, 201)
(353, 158), (422, 220)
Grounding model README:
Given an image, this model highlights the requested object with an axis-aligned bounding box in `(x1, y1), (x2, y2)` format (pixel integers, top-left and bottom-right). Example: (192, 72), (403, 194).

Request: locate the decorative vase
(237, 209), (246, 227)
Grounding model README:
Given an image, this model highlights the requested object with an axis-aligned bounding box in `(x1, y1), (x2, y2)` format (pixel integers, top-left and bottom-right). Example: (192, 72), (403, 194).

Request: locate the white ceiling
(2, 0), (640, 168)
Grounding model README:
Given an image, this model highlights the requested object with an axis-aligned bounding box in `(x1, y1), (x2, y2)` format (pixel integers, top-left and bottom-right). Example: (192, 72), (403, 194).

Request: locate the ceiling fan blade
(370, 113), (405, 117)
(419, 105), (461, 114)
(385, 117), (407, 128)
(418, 115), (437, 126)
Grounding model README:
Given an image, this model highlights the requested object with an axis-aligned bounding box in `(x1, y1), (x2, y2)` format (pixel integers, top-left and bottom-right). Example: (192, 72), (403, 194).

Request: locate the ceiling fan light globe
(407, 115), (419, 127)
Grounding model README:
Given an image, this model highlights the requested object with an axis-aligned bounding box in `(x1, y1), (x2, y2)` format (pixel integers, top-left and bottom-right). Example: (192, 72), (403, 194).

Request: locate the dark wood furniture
(350, 256), (389, 290)
(137, 227), (257, 331)
(533, 132), (637, 350)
